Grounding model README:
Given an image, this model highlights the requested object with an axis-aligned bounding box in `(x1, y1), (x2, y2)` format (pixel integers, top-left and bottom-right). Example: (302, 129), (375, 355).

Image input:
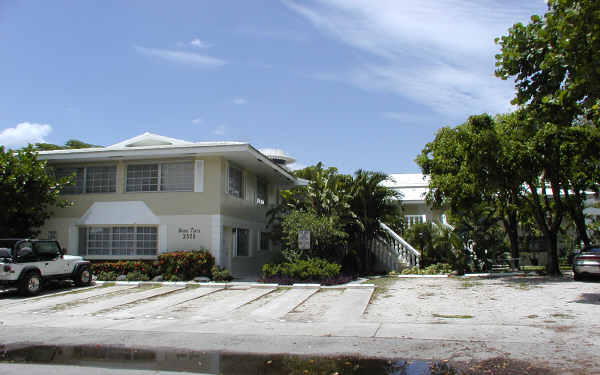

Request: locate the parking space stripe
(60, 286), (184, 316)
(0, 286), (135, 314)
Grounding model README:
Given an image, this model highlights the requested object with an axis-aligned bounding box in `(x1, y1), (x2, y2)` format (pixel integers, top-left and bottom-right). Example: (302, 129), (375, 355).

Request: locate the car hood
(63, 255), (85, 261)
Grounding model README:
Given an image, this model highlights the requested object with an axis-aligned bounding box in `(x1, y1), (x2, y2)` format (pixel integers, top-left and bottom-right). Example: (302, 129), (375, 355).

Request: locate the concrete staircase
(372, 222), (420, 272)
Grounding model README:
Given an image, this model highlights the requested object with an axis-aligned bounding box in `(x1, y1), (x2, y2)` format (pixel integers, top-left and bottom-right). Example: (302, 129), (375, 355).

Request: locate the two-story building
(37, 132), (298, 277)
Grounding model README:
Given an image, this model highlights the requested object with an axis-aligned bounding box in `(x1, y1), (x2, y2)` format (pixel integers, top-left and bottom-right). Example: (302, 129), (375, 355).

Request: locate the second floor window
(227, 165), (244, 198)
(256, 179), (268, 205)
(126, 162), (193, 192)
(55, 166), (116, 194)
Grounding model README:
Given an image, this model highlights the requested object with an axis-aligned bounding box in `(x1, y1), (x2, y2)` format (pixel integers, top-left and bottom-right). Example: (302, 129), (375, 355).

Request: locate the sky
(0, 0), (548, 174)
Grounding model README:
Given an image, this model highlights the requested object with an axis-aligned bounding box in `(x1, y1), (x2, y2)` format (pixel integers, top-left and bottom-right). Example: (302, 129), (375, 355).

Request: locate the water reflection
(0, 344), (460, 374)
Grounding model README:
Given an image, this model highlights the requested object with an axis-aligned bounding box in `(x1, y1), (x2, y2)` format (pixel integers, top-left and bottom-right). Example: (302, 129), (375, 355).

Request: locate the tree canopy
(0, 146), (72, 237)
(32, 139), (102, 151)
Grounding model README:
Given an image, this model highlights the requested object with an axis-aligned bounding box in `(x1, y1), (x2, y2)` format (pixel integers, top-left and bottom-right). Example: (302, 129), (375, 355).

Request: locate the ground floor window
(233, 228), (250, 257)
(78, 226), (158, 256)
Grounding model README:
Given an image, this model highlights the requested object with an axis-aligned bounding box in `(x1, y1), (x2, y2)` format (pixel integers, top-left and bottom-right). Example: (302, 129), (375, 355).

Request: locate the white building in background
(383, 173), (447, 227)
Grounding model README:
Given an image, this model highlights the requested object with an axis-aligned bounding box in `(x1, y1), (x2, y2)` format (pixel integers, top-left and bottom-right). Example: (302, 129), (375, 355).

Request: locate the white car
(0, 239), (91, 296)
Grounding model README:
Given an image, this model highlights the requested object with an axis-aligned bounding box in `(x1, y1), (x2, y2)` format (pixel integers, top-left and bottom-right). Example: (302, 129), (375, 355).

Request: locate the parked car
(573, 246), (600, 281)
(0, 239), (91, 296)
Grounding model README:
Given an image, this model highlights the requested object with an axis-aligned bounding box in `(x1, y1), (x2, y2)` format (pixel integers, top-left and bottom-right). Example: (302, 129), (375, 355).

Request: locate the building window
(405, 215), (427, 228)
(55, 167), (85, 194)
(47, 231), (57, 240)
(55, 166), (116, 194)
(86, 166), (117, 193)
(79, 226), (158, 256)
(233, 228), (249, 257)
(160, 162), (194, 191)
(256, 179), (268, 205)
(259, 232), (270, 251)
(126, 163), (193, 192)
(227, 165), (244, 198)
(126, 164), (159, 192)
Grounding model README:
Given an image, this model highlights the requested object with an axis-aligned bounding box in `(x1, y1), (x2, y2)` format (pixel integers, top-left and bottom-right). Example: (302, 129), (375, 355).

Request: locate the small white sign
(298, 230), (311, 250)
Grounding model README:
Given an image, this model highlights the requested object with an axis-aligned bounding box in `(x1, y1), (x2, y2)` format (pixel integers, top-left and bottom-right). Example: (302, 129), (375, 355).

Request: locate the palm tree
(349, 170), (402, 273)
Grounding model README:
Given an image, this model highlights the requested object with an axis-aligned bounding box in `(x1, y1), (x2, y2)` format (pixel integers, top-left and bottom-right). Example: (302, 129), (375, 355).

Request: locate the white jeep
(0, 239), (92, 296)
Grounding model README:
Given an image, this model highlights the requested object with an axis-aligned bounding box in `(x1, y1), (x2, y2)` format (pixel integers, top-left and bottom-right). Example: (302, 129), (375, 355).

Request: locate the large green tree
(416, 114), (523, 264)
(0, 146), (71, 237)
(495, 0), (600, 274)
(32, 139), (102, 151)
(495, 0), (600, 123)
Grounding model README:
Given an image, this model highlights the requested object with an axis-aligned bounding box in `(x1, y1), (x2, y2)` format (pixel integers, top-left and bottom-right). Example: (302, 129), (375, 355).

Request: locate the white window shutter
(194, 160), (204, 192)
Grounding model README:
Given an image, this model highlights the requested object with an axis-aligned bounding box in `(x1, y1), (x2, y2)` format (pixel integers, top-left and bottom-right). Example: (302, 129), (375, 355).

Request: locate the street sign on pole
(298, 230), (310, 250)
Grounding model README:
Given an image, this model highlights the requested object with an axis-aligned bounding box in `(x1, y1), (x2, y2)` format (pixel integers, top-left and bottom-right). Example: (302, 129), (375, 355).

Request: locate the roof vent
(259, 148), (296, 166)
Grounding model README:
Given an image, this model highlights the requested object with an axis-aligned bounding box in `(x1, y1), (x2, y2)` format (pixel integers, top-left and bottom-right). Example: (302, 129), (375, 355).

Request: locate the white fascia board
(247, 145), (296, 183)
(37, 143), (250, 161)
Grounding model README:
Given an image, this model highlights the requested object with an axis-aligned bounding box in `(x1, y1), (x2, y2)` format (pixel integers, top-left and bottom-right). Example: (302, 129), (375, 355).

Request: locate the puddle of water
(0, 344), (457, 374)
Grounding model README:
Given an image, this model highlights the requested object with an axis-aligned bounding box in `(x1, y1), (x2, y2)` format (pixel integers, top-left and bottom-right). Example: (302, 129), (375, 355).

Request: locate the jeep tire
(74, 265), (92, 286)
(19, 271), (42, 296)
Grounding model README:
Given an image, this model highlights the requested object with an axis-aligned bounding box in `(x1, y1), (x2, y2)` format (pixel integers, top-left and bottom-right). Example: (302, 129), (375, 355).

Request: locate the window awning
(78, 201), (159, 225)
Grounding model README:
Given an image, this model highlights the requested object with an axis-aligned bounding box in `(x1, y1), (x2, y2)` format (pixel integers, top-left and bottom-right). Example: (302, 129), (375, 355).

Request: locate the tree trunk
(566, 193), (591, 248)
(502, 210), (520, 268)
(544, 229), (561, 276)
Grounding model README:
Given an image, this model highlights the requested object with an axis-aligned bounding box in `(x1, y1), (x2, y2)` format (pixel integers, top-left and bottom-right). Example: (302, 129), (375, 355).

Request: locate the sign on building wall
(298, 230), (310, 250)
(179, 227), (201, 240)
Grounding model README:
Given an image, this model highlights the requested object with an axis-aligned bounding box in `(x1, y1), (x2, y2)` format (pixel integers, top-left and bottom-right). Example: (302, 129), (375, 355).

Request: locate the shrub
(91, 261), (158, 278)
(211, 265), (233, 281)
(95, 271), (117, 281)
(90, 249), (215, 281)
(157, 250), (214, 280)
(261, 258), (343, 284)
(126, 271), (150, 281)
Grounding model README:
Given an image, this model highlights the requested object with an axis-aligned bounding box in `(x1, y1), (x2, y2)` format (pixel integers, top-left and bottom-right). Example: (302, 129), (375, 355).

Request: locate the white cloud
(284, 0), (545, 118)
(191, 117), (203, 124)
(233, 98), (247, 105)
(134, 45), (226, 68)
(0, 122), (52, 148)
(189, 38), (211, 48)
(213, 125), (226, 136)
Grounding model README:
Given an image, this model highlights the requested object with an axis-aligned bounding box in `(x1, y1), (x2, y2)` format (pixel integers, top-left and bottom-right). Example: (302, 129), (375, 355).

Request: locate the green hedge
(262, 258), (342, 282)
(91, 250), (215, 281)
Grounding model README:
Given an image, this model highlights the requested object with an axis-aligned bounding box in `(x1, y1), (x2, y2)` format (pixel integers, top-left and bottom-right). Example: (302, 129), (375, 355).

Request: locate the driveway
(0, 276), (598, 374)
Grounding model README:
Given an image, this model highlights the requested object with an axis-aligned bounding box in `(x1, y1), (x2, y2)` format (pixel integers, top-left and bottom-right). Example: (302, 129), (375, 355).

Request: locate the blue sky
(0, 0), (547, 173)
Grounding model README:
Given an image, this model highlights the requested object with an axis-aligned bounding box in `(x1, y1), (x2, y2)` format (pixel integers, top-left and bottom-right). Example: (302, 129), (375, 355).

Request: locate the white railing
(372, 222), (420, 271)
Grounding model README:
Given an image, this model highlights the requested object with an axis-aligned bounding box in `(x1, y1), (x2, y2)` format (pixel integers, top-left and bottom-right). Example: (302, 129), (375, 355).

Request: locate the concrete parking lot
(0, 275), (598, 374)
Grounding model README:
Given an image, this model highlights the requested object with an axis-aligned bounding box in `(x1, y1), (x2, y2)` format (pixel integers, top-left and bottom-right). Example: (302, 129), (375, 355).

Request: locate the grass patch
(551, 313), (574, 319)
(459, 280), (482, 289)
(506, 282), (541, 290)
(364, 276), (396, 302)
(432, 313), (474, 319)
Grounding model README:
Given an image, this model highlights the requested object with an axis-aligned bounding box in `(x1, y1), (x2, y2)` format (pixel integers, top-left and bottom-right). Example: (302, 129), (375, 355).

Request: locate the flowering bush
(91, 261), (158, 278)
(90, 249), (215, 281)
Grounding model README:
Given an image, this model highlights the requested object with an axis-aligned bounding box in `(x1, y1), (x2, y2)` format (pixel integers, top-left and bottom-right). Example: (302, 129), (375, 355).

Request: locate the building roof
(37, 133), (296, 185)
(382, 173), (430, 203)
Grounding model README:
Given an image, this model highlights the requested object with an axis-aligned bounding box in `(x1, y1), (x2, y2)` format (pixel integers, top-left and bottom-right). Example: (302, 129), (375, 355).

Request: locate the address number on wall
(179, 227), (200, 240)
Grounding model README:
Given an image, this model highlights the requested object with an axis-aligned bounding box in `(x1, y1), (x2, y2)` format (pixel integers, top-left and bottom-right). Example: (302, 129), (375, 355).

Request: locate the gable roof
(106, 132), (194, 148)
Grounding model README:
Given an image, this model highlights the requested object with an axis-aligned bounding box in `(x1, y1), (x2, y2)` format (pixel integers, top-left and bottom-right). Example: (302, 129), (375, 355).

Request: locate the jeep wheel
(19, 272), (42, 296)
(75, 266), (92, 286)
